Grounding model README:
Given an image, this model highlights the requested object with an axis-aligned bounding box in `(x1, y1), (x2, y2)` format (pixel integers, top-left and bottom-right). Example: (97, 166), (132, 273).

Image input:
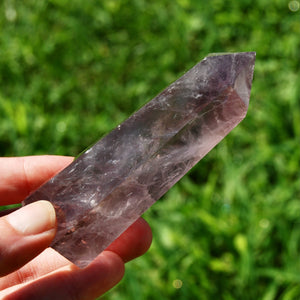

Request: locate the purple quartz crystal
(23, 52), (255, 267)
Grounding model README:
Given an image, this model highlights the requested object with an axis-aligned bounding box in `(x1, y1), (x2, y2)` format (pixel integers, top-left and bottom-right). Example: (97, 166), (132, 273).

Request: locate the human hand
(0, 156), (152, 299)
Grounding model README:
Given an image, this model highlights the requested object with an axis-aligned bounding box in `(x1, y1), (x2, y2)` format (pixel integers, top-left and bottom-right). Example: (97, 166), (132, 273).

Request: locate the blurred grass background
(0, 0), (300, 299)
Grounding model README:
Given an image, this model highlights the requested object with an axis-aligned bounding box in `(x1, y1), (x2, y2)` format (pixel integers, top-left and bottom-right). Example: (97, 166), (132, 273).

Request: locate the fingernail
(6, 201), (56, 235)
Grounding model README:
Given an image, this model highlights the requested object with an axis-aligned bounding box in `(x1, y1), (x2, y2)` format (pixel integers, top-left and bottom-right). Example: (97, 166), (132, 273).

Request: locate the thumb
(0, 201), (56, 277)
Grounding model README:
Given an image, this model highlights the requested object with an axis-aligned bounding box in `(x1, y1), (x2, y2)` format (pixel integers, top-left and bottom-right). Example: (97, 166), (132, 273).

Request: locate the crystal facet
(23, 52), (256, 267)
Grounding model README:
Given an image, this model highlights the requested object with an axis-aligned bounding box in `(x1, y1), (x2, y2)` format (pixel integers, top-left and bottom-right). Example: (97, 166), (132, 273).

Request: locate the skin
(0, 156), (152, 300)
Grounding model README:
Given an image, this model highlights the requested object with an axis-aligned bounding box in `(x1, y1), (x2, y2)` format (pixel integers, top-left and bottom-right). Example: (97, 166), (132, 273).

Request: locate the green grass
(1, 0), (300, 299)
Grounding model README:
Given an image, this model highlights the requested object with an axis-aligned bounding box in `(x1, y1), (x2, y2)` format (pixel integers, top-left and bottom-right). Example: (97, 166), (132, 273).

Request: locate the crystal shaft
(23, 52), (255, 267)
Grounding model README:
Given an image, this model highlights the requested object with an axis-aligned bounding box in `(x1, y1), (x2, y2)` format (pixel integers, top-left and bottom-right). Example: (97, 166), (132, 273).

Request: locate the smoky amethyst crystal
(23, 52), (255, 267)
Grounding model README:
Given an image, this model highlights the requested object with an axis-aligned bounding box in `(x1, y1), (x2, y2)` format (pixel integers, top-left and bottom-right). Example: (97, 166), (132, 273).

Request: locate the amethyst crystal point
(23, 52), (255, 267)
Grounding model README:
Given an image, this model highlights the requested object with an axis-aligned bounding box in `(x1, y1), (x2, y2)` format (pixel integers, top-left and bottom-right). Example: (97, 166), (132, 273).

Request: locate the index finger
(0, 156), (73, 205)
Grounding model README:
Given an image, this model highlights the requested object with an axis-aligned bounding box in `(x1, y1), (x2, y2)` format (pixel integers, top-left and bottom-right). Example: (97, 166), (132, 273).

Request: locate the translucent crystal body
(23, 52), (255, 267)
